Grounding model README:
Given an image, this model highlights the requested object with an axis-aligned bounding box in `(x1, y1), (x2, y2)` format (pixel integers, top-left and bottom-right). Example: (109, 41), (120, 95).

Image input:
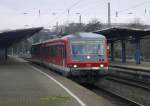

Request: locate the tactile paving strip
(0, 96), (76, 106)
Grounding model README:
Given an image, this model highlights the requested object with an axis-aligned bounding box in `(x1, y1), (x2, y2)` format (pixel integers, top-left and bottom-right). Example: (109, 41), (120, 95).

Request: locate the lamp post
(108, 2), (111, 27)
(76, 13), (82, 24)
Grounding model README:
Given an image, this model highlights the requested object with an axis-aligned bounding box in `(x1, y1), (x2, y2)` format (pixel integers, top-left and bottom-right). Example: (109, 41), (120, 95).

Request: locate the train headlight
(73, 65), (77, 68)
(100, 64), (104, 68)
(87, 56), (90, 59)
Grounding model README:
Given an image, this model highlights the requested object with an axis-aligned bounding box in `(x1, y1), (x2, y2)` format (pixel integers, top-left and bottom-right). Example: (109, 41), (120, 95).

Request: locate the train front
(66, 32), (109, 77)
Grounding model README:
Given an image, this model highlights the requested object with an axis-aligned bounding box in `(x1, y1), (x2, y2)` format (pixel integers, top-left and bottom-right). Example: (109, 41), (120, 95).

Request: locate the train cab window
(71, 44), (101, 55)
(70, 40), (106, 61)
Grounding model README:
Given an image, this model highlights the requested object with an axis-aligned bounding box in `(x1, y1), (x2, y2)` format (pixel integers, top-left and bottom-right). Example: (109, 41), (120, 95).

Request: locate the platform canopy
(94, 27), (150, 42)
(94, 27), (150, 64)
(0, 27), (43, 48)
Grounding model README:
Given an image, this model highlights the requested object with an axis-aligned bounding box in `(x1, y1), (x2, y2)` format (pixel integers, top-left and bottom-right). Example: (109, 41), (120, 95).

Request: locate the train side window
(43, 47), (46, 55)
(54, 45), (57, 56)
(49, 46), (52, 57)
(49, 45), (55, 57)
(46, 47), (49, 56)
(45, 47), (47, 56)
(48, 45), (64, 57)
(48, 47), (51, 56)
(51, 46), (54, 56)
(57, 45), (61, 56)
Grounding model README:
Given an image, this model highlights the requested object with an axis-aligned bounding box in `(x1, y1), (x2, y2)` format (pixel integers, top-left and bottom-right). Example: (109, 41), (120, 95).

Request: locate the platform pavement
(0, 56), (115, 106)
(110, 59), (150, 72)
(0, 57), (82, 106)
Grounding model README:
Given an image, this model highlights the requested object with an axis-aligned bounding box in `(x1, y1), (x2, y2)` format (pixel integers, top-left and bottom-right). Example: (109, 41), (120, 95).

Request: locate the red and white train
(31, 32), (109, 83)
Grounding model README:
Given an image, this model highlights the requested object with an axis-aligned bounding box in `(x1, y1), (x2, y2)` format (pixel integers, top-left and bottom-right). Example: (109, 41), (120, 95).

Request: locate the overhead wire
(42, 0), (86, 28)
(32, 0), (107, 28)
(33, 0), (150, 28)
(118, 0), (150, 14)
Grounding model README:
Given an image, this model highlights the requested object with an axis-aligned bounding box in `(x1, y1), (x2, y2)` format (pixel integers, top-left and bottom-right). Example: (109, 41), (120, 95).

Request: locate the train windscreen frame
(70, 39), (106, 62)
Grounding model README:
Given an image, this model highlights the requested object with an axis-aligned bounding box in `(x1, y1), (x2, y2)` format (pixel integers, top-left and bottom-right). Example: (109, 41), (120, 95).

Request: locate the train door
(59, 45), (66, 66)
(62, 45), (66, 67)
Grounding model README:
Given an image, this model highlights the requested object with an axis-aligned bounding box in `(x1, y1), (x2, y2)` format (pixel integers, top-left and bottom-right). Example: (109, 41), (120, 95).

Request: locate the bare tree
(127, 18), (147, 29)
(85, 19), (103, 32)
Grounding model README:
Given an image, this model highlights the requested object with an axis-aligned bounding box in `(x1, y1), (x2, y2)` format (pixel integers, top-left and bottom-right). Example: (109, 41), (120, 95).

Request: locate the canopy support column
(0, 48), (7, 61)
(135, 37), (141, 64)
(121, 40), (126, 63)
(5, 48), (8, 60)
(110, 41), (114, 61)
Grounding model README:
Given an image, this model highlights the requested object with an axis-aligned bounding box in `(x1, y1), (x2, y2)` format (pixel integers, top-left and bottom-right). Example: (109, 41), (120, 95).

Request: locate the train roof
(62, 32), (105, 39)
(32, 32), (105, 46)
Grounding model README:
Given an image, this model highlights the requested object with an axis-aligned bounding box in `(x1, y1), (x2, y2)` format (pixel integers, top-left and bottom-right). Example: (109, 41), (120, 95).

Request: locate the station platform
(0, 56), (113, 106)
(110, 59), (150, 72)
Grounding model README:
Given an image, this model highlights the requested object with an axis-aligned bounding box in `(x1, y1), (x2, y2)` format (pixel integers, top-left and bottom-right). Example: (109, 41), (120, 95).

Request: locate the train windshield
(70, 40), (105, 61)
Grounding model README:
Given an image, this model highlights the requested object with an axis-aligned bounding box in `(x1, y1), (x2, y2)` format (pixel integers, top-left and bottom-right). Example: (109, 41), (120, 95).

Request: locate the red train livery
(31, 32), (109, 83)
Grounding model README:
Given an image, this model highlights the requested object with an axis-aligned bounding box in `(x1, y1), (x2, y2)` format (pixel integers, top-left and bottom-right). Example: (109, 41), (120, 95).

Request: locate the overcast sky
(1, 0), (150, 30)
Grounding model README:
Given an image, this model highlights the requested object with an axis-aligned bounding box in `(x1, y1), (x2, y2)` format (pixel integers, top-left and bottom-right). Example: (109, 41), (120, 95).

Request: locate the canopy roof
(94, 27), (150, 42)
(0, 27), (43, 48)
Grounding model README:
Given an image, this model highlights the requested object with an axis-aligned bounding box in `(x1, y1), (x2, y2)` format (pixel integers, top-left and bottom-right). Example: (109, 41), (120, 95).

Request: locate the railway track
(84, 84), (143, 106)
(110, 65), (150, 73)
(106, 75), (150, 91)
(109, 67), (150, 85)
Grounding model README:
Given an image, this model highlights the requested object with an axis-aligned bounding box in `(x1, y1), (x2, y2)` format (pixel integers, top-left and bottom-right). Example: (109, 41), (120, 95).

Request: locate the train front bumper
(70, 67), (109, 76)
